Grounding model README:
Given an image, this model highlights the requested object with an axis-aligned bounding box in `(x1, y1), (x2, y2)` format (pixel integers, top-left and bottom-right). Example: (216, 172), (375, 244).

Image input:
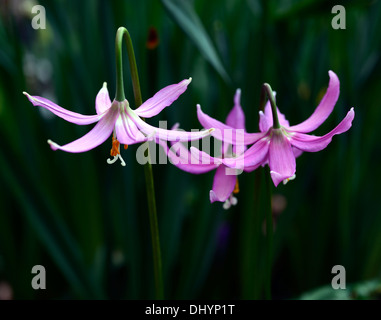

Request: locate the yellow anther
(233, 178), (239, 194)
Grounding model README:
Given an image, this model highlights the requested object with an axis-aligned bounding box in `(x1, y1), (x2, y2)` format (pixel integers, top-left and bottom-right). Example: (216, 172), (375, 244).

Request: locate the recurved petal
(47, 104), (119, 153)
(225, 89), (245, 129)
(158, 139), (218, 174)
(289, 108), (355, 152)
(115, 112), (147, 145)
(288, 70), (340, 133)
(269, 130), (296, 187)
(209, 165), (238, 203)
(292, 146), (304, 158)
(24, 92), (101, 125)
(197, 104), (265, 145)
(223, 137), (269, 171)
(258, 110), (271, 133)
(189, 146), (222, 166)
(95, 83), (112, 115)
(131, 107), (213, 142)
(134, 78), (191, 118)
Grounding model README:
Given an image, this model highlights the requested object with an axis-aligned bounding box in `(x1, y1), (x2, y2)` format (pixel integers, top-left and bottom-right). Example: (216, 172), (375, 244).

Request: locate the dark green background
(0, 0), (380, 299)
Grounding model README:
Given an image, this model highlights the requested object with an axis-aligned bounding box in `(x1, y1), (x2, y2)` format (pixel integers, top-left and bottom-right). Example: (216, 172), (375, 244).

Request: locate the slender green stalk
(115, 27), (142, 105)
(259, 84), (273, 299)
(143, 156), (163, 300)
(264, 167), (273, 300)
(114, 27), (163, 299)
(261, 83), (280, 129)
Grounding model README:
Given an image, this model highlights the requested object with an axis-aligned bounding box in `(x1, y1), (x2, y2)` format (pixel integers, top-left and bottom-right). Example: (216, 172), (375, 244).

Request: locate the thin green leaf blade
(161, 0), (231, 83)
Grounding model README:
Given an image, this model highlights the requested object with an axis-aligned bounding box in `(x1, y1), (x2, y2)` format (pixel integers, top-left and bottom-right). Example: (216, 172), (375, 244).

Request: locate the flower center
(107, 134), (127, 166)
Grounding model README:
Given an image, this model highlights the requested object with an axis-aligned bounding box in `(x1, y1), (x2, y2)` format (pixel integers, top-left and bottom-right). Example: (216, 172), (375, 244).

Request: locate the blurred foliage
(0, 0), (380, 299)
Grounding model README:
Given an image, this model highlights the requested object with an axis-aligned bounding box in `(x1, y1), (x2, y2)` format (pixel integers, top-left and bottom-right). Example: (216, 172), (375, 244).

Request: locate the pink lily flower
(220, 70), (355, 186)
(24, 78), (213, 166)
(159, 89), (252, 209)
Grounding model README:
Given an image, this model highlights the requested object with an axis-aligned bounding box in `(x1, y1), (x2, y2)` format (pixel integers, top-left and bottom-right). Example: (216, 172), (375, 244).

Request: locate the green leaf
(161, 0), (231, 84)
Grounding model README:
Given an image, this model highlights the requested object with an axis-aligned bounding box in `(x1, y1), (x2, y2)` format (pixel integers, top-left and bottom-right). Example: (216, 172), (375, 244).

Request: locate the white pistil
(223, 194), (238, 210)
(223, 200), (231, 210)
(230, 195), (238, 206)
(283, 174), (296, 185)
(107, 154), (126, 166)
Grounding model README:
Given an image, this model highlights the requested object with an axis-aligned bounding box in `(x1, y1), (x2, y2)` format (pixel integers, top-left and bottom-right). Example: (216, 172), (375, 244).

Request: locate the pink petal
(190, 147), (222, 166)
(225, 89), (245, 129)
(269, 130), (296, 187)
(292, 147), (303, 158)
(48, 104), (119, 153)
(288, 70), (340, 133)
(23, 92), (102, 125)
(289, 108), (354, 152)
(260, 96), (290, 131)
(131, 107), (213, 142)
(95, 83), (112, 115)
(115, 112), (147, 145)
(258, 110), (271, 133)
(223, 137), (269, 171)
(134, 78), (191, 118)
(209, 165), (238, 203)
(197, 104), (265, 145)
(158, 139), (218, 174)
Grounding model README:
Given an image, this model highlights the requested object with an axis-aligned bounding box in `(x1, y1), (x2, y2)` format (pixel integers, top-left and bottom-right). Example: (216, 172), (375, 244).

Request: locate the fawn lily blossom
(159, 89), (252, 209)
(221, 71), (355, 186)
(24, 78), (213, 166)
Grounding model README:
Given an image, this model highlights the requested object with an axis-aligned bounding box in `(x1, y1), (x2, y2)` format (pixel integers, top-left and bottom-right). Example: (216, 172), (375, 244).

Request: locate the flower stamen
(222, 194), (238, 210)
(233, 178), (239, 194)
(283, 174), (296, 185)
(107, 134), (126, 166)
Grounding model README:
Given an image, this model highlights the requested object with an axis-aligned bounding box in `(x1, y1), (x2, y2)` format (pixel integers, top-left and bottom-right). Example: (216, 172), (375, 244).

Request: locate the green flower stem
(143, 158), (163, 300)
(264, 167), (273, 300)
(261, 83), (280, 129)
(114, 27), (163, 299)
(259, 85), (274, 299)
(115, 27), (142, 105)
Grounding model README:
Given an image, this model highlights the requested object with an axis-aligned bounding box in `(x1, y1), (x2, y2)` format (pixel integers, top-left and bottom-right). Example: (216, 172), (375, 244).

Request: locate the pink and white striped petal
(115, 112), (147, 145)
(134, 78), (192, 118)
(131, 107), (213, 142)
(95, 83), (112, 115)
(24, 92), (101, 125)
(48, 104), (119, 153)
(197, 104), (266, 145)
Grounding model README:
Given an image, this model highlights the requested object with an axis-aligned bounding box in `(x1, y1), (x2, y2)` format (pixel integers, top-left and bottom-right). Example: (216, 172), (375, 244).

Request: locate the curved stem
(115, 27), (142, 106)
(114, 27), (163, 299)
(261, 83), (280, 129)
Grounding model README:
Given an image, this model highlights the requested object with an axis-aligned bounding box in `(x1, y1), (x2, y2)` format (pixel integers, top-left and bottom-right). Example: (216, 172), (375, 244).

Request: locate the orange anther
(124, 144), (128, 150)
(110, 135), (120, 156)
(233, 178), (239, 194)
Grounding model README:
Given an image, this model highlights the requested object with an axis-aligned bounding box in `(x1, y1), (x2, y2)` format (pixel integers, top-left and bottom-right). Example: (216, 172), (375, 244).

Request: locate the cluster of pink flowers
(24, 71), (354, 209)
